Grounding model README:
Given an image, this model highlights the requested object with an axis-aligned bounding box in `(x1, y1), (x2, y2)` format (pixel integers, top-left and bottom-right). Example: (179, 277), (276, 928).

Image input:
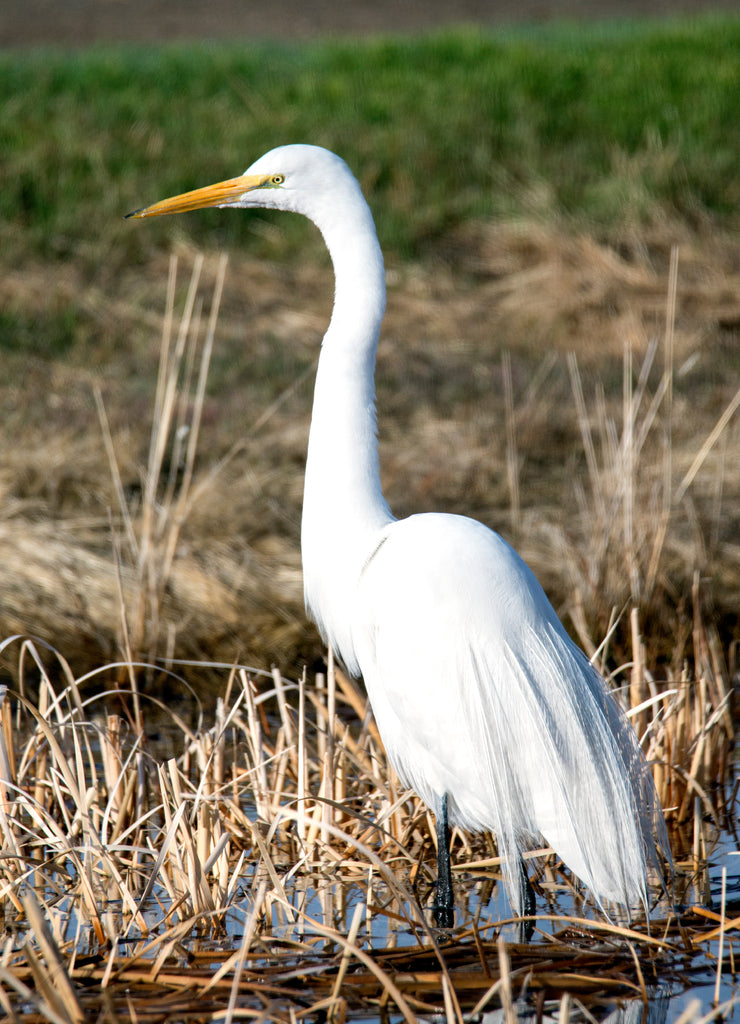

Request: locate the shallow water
(56, 795), (737, 1022)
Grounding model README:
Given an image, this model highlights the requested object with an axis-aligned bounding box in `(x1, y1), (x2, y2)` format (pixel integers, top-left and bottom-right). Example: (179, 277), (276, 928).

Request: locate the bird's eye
(270, 174), (285, 186)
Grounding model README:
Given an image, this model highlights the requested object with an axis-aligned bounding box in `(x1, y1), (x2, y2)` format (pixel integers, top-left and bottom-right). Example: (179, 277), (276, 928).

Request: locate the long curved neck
(301, 191), (394, 668)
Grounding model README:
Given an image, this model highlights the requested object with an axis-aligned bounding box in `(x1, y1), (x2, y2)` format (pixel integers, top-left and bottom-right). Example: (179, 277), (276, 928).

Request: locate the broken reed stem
(297, 670), (306, 846)
(622, 341), (637, 599)
(329, 901), (364, 1009)
(272, 666), (294, 747)
(629, 607), (646, 740)
(674, 382), (740, 504)
(0, 690), (14, 808)
(497, 936), (516, 1024)
(327, 645), (336, 808)
(714, 869), (727, 1001)
(663, 245), (678, 516)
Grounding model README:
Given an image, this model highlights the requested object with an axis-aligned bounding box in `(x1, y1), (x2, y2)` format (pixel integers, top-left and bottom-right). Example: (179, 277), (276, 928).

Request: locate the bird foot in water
(515, 917), (534, 943)
(433, 795), (454, 930)
(515, 859), (536, 943)
(432, 900), (454, 930)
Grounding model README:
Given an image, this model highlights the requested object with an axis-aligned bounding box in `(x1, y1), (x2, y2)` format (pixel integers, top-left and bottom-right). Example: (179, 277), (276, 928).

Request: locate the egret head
(125, 144), (357, 222)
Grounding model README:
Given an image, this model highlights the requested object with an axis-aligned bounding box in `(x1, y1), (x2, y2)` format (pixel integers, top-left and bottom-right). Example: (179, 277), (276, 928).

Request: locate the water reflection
(477, 986), (670, 1024)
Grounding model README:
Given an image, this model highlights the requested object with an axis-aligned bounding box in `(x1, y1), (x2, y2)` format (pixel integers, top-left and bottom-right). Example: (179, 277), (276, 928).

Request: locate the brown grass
(0, 638), (735, 1022)
(1, 219), (738, 682)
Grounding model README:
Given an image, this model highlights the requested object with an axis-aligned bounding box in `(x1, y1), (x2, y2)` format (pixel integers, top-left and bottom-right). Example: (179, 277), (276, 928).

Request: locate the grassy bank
(2, 15), (740, 275)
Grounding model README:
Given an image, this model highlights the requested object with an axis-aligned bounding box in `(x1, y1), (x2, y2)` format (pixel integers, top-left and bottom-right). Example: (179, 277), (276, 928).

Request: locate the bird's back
(352, 511), (667, 914)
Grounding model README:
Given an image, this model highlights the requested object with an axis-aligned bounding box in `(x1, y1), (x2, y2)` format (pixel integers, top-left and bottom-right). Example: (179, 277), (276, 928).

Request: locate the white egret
(128, 144), (671, 930)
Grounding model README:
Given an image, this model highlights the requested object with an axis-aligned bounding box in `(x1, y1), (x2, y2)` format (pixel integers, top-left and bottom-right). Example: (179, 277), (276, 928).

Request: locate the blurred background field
(1, 10), (739, 688)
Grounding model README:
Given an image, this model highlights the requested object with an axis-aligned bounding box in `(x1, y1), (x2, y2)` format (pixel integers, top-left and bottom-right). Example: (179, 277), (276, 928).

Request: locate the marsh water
(4, 688), (737, 1022)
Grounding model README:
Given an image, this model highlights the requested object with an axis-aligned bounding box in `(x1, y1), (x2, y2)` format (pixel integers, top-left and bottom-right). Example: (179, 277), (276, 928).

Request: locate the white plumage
(129, 144), (671, 925)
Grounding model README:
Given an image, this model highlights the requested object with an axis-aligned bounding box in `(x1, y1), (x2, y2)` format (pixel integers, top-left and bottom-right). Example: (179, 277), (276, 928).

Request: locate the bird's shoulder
(356, 512), (554, 630)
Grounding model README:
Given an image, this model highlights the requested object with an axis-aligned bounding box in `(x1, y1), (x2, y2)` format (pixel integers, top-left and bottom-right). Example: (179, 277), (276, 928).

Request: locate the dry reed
(0, 634), (735, 1022)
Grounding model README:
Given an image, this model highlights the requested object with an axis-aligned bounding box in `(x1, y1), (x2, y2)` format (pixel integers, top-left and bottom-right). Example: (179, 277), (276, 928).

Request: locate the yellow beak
(126, 173), (266, 219)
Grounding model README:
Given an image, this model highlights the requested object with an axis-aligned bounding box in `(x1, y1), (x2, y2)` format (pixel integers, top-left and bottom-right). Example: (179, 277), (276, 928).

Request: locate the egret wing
(352, 512), (667, 913)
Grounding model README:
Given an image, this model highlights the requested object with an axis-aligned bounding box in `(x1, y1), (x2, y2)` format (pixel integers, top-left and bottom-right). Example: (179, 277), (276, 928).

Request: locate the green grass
(2, 14), (740, 273)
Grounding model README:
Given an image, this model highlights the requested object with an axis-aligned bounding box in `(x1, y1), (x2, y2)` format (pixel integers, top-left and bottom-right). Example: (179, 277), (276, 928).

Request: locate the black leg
(520, 856), (536, 916)
(432, 793), (454, 929)
(516, 855), (536, 943)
